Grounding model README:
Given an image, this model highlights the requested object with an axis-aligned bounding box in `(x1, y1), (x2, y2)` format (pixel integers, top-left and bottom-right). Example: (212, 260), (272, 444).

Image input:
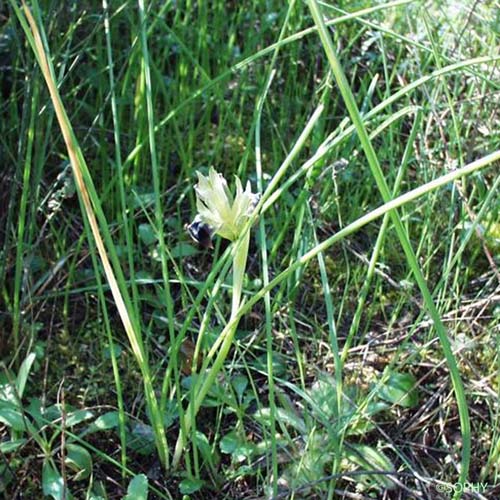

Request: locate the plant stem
(231, 231), (250, 318)
(172, 230), (250, 467)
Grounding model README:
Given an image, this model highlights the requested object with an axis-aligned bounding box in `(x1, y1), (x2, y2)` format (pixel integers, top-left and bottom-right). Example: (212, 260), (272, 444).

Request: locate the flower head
(191, 167), (259, 242)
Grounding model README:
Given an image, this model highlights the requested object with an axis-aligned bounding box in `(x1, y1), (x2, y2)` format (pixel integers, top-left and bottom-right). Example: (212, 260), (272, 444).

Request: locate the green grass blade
(306, 0), (471, 493)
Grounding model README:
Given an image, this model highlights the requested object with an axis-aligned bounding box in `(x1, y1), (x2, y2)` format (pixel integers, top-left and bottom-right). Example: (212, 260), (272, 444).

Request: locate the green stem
(231, 231), (250, 318)
(173, 231), (250, 467)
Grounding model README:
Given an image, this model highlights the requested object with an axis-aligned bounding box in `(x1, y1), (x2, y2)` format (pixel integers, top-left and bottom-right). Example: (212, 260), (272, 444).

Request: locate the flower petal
(192, 168), (259, 242)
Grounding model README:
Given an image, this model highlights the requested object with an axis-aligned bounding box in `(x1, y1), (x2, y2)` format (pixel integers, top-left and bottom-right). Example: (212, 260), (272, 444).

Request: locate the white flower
(193, 167), (259, 242)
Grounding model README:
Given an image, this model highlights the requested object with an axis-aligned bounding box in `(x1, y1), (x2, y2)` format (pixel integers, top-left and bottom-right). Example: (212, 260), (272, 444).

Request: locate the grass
(1, 0), (499, 499)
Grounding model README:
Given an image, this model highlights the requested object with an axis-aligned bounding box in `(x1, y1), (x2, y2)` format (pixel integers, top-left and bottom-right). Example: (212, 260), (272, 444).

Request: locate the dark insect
(186, 215), (214, 249)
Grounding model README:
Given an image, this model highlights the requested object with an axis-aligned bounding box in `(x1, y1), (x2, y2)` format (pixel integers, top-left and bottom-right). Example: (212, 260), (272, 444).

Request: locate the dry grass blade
(16, 0), (169, 467)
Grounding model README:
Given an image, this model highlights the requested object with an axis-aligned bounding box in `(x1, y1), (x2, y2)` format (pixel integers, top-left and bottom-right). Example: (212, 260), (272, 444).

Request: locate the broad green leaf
(179, 478), (204, 495)
(65, 443), (92, 480)
(253, 353), (287, 377)
(219, 431), (255, 462)
(27, 397), (44, 426)
(103, 344), (122, 360)
(162, 400), (178, 428)
(16, 352), (36, 398)
(44, 404), (66, 422)
(255, 407), (306, 434)
(66, 409), (94, 428)
(377, 372), (419, 408)
(231, 375), (248, 400)
(0, 438), (27, 453)
(344, 444), (397, 490)
(28, 254), (46, 273)
(298, 436), (330, 480)
(138, 223), (157, 246)
(231, 442), (256, 462)
(347, 401), (389, 436)
(128, 423), (155, 455)
(181, 377), (228, 408)
(194, 431), (218, 468)
(170, 242), (199, 258)
(130, 191), (155, 209)
(279, 434), (331, 491)
(0, 402), (26, 432)
(87, 411), (120, 433)
(219, 431), (239, 455)
(42, 461), (70, 500)
(124, 474), (148, 500)
(307, 376), (339, 420)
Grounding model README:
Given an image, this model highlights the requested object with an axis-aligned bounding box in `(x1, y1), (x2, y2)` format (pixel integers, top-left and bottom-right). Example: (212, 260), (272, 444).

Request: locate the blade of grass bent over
(306, 0), (470, 494)
(12, 0), (169, 468)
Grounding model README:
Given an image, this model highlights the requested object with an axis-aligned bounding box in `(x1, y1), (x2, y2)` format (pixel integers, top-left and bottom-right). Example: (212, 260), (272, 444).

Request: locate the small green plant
(1, 354), (91, 497)
(0, 352), (150, 499)
(253, 371), (419, 496)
